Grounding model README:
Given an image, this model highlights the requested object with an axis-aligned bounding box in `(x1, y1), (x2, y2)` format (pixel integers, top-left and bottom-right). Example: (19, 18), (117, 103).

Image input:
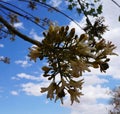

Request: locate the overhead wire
(111, 0), (120, 8)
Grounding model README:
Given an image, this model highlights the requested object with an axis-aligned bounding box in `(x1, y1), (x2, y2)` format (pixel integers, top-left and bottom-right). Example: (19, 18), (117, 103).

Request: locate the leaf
(34, 17), (40, 24)
(28, 1), (37, 10)
(42, 66), (51, 73)
(90, 8), (95, 14)
(69, 0), (73, 2)
(119, 16), (120, 22)
(68, 4), (73, 10)
(76, 8), (81, 14)
(97, 4), (103, 14)
(42, 0), (46, 2)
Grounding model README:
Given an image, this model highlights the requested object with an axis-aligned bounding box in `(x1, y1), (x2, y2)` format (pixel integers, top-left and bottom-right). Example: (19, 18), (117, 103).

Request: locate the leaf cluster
(0, 0), (118, 105)
(28, 24), (117, 104)
(0, 56), (10, 64)
(109, 87), (120, 114)
(67, 0), (103, 17)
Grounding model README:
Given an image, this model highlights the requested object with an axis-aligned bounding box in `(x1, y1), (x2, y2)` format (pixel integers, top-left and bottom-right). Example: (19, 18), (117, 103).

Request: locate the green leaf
(76, 8), (81, 14)
(42, 0), (46, 2)
(69, 0), (73, 2)
(119, 16), (120, 22)
(68, 4), (73, 10)
(97, 4), (103, 14)
(87, 8), (95, 15)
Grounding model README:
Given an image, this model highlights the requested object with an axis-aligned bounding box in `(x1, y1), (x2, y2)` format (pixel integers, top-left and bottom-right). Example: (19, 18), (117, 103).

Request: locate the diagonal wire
(0, 4), (46, 30)
(111, 0), (120, 8)
(19, 0), (83, 29)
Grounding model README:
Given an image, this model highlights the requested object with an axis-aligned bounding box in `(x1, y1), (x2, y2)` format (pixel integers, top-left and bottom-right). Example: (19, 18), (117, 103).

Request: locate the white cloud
(63, 80), (111, 114)
(106, 56), (120, 79)
(82, 85), (110, 100)
(10, 91), (19, 96)
(0, 44), (4, 48)
(21, 82), (42, 96)
(16, 72), (50, 96)
(15, 60), (32, 68)
(14, 22), (24, 29)
(49, 0), (62, 7)
(20, 80), (50, 96)
(69, 103), (111, 114)
(68, 19), (85, 35)
(101, 0), (120, 49)
(83, 75), (109, 86)
(61, 1), (120, 113)
(0, 56), (5, 61)
(11, 76), (20, 80)
(100, 0), (120, 79)
(17, 73), (41, 81)
(69, 0), (120, 80)
(15, 57), (32, 68)
(8, 1), (119, 113)
(29, 29), (43, 42)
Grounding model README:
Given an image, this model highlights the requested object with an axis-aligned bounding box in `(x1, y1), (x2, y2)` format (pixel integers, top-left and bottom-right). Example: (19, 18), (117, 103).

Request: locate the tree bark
(0, 16), (41, 47)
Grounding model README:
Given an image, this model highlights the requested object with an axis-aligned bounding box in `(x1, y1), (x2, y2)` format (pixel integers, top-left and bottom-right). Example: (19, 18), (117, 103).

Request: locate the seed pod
(66, 26), (69, 31)
(92, 62), (99, 68)
(69, 28), (75, 38)
(79, 34), (88, 41)
(43, 32), (46, 37)
(57, 89), (65, 98)
(60, 26), (64, 32)
(100, 62), (109, 72)
(42, 66), (51, 72)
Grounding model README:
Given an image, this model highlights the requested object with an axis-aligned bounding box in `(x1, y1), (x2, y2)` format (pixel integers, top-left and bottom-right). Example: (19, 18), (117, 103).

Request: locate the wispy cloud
(68, 103), (111, 114)
(10, 91), (19, 96)
(69, 0), (120, 80)
(83, 75), (109, 86)
(14, 22), (24, 29)
(20, 82), (42, 96)
(15, 60), (32, 68)
(49, 0), (62, 7)
(20, 77), (50, 96)
(63, 76), (111, 114)
(12, 72), (50, 96)
(15, 57), (32, 68)
(0, 44), (4, 48)
(29, 29), (43, 42)
(17, 73), (41, 81)
(62, 0), (120, 114)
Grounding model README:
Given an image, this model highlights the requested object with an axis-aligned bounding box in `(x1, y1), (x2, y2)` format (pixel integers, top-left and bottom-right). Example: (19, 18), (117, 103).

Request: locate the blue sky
(0, 0), (120, 114)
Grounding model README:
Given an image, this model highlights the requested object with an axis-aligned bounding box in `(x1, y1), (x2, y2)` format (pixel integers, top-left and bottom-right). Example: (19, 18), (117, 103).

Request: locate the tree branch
(19, 0), (83, 29)
(0, 4), (46, 30)
(0, 16), (41, 46)
(77, 0), (92, 26)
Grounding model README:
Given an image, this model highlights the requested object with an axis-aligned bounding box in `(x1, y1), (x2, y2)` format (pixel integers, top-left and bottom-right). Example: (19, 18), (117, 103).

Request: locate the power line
(111, 0), (120, 8)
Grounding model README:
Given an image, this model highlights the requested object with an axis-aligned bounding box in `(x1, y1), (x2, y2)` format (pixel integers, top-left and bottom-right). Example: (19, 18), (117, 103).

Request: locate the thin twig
(0, 16), (41, 46)
(0, 4), (46, 30)
(19, 0), (83, 29)
(77, 0), (92, 27)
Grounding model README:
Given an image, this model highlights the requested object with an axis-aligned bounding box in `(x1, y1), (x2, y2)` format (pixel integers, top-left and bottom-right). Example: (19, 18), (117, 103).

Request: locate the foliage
(29, 24), (116, 104)
(109, 87), (120, 114)
(0, 56), (10, 64)
(0, 0), (117, 104)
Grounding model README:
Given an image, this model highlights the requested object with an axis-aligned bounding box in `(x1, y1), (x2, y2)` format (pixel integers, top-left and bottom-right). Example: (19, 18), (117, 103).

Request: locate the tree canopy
(0, 0), (117, 104)
(109, 86), (120, 114)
